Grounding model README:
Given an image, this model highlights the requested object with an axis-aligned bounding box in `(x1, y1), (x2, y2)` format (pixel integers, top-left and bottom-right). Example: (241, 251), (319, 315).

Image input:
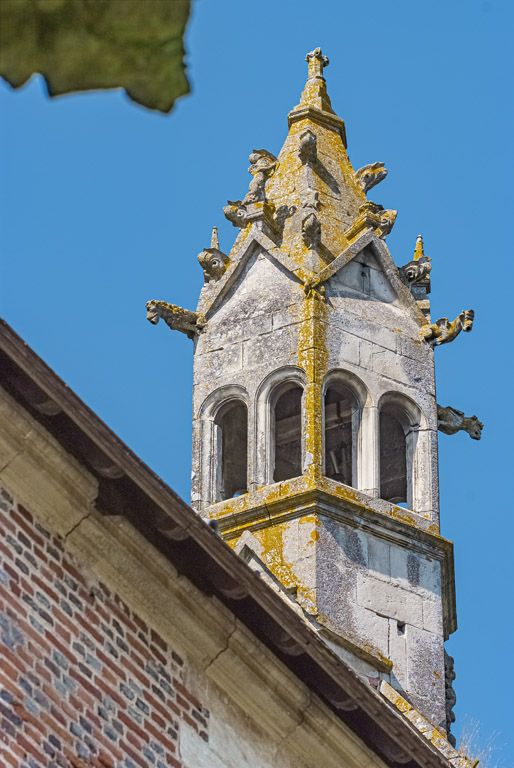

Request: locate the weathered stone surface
(380, 682), (478, 768)
(148, 48), (475, 760)
(422, 310), (475, 347)
(357, 573), (424, 628)
(0, 410), (394, 768)
(437, 404), (484, 440)
(0, 0), (190, 113)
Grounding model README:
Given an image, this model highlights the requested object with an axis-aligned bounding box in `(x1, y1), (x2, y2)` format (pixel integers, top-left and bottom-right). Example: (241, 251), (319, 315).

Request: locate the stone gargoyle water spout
(146, 300), (206, 338)
(197, 227), (229, 284)
(437, 405), (484, 440)
(421, 310), (474, 347)
(399, 235), (432, 286)
(355, 162), (388, 194)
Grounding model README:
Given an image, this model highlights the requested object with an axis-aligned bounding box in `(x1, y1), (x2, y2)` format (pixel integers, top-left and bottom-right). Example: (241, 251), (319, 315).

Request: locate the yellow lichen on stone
(296, 287), (329, 484)
(380, 682), (479, 768)
(250, 520), (317, 614)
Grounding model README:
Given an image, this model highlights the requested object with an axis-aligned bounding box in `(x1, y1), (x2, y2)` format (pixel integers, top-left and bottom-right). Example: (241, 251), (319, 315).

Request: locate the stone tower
(148, 48), (479, 743)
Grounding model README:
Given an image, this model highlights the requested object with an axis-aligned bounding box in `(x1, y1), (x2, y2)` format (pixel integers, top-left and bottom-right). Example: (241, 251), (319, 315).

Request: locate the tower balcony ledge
(207, 474), (457, 638)
(209, 474), (440, 538)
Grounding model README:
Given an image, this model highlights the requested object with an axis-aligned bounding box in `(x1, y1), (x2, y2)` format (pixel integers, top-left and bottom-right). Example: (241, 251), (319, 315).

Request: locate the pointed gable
(327, 246), (399, 305)
(209, 248), (300, 328)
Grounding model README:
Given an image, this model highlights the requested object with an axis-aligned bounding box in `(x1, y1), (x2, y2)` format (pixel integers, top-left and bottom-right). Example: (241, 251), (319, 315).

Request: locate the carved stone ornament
(197, 227), (229, 283)
(306, 47), (329, 77)
(400, 234), (432, 285)
(400, 257), (432, 284)
(444, 651), (457, 747)
(355, 162), (388, 194)
(377, 208), (398, 238)
(223, 200), (248, 228)
(242, 149), (278, 205)
(345, 201), (397, 242)
(421, 309), (474, 347)
(224, 149), (277, 229)
(298, 129), (318, 164)
(302, 212), (321, 249)
(437, 405), (484, 440)
(146, 300), (206, 338)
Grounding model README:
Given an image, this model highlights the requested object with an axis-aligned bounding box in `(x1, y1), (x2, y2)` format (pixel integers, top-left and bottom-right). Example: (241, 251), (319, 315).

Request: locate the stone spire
(413, 233), (425, 261)
(147, 49), (481, 759)
(210, 226), (220, 250)
(218, 49), (398, 275)
(292, 47), (334, 115)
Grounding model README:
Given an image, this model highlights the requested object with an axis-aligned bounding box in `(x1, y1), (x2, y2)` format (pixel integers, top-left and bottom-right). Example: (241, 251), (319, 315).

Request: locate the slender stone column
(359, 405), (379, 498)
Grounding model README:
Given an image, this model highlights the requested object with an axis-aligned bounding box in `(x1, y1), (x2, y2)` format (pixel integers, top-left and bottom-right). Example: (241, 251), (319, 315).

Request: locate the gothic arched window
(214, 400), (248, 501)
(272, 384), (303, 482)
(379, 396), (420, 508)
(324, 381), (359, 487)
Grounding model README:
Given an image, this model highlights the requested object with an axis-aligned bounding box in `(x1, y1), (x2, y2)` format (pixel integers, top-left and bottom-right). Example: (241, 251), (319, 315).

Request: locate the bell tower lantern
(147, 49), (480, 748)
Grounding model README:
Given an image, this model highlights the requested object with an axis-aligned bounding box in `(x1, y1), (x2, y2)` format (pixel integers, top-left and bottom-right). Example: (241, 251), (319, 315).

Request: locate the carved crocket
(421, 310), (474, 347)
(437, 405), (484, 440)
(224, 149), (278, 228)
(146, 300), (206, 338)
(344, 201), (397, 242)
(242, 149), (278, 205)
(355, 162), (388, 194)
(444, 652), (457, 746)
(302, 212), (321, 248)
(298, 130), (317, 164)
(376, 208), (398, 238)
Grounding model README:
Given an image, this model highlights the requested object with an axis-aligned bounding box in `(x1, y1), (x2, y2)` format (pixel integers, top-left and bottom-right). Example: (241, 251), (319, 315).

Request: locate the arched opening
(273, 384), (303, 482)
(214, 400), (248, 501)
(324, 382), (358, 486)
(380, 409), (407, 504)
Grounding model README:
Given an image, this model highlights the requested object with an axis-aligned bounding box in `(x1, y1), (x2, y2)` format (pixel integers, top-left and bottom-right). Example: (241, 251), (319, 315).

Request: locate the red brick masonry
(0, 487), (209, 768)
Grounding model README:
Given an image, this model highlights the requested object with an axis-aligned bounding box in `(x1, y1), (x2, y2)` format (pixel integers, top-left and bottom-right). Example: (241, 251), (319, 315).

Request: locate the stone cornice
(209, 477), (457, 638)
(288, 106), (347, 146)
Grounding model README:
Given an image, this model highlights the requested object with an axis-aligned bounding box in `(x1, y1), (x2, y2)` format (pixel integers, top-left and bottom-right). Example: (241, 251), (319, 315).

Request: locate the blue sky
(1, 0), (513, 762)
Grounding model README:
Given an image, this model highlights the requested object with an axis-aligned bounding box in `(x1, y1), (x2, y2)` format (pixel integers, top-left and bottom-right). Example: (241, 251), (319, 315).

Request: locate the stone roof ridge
(380, 682), (479, 768)
(234, 530), (393, 674)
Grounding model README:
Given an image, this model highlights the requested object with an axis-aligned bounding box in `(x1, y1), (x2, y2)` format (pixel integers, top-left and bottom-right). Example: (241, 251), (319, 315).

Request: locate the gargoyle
(197, 227), (229, 283)
(421, 310), (474, 347)
(146, 300), (206, 339)
(242, 149), (278, 205)
(376, 208), (397, 238)
(437, 405), (484, 440)
(355, 162), (388, 194)
(400, 257), (432, 284)
(223, 200), (249, 228)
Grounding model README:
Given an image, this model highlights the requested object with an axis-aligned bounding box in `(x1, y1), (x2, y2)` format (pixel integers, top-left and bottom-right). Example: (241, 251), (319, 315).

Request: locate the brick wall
(0, 486), (210, 768)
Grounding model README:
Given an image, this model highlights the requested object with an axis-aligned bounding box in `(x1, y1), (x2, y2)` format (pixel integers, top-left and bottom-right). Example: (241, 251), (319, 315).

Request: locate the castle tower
(148, 49), (478, 742)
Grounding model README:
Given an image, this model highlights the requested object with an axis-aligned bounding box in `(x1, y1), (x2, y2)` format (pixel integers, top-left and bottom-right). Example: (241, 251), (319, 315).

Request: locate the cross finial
(306, 48), (329, 80)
